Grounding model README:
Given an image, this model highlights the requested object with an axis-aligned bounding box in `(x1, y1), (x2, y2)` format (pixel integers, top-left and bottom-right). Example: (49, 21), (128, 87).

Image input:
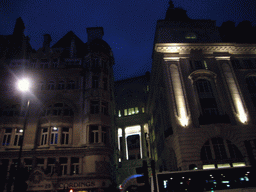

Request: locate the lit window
(118, 110), (121, 117)
(128, 108), (135, 115)
(135, 107), (139, 114)
(2, 128), (12, 146)
(14, 128), (23, 146)
(124, 109), (128, 116)
(50, 127), (58, 145)
(142, 107), (145, 113)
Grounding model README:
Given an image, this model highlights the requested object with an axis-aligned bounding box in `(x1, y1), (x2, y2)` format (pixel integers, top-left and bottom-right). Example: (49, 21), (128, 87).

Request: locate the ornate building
(0, 18), (116, 192)
(149, 1), (256, 174)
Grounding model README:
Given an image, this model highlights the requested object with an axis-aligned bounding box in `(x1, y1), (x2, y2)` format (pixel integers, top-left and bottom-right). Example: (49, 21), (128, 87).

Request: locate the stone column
(140, 124), (147, 159)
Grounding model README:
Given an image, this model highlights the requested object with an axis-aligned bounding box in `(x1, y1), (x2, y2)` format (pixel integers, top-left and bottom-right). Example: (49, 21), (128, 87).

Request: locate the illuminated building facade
(0, 18), (116, 192)
(114, 73), (151, 190)
(149, 1), (256, 173)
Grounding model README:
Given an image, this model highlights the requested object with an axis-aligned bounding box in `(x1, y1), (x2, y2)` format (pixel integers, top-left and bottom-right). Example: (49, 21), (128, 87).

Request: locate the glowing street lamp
(17, 78), (30, 92)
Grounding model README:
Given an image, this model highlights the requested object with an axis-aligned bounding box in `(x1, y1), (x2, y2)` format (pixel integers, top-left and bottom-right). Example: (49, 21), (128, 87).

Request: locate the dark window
(90, 101), (99, 114)
(103, 78), (108, 90)
(201, 138), (243, 161)
(90, 125), (99, 143)
(246, 76), (256, 107)
(92, 76), (99, 88)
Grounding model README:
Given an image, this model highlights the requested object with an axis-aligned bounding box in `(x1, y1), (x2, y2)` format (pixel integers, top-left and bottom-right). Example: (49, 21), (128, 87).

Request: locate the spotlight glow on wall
(169, 63), (189, 127)
(222, 63), (247, 124)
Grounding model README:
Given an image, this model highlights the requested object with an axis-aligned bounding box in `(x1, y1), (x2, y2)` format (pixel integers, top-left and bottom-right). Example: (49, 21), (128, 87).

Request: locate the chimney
(86, 27), (104, 43)
(43, 34), (52, 48)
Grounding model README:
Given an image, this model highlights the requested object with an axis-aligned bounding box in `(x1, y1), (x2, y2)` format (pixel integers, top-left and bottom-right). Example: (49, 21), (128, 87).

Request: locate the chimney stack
(86, 27), (104, 43)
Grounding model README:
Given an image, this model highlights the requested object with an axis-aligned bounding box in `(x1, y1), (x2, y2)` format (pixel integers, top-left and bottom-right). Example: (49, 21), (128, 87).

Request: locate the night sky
(1, 0), (256, 81)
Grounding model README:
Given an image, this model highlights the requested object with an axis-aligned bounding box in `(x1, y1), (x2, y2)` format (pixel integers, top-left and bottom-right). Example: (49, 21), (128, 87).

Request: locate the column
(140, 124), (147, 159)
(121, 127), (126, 160)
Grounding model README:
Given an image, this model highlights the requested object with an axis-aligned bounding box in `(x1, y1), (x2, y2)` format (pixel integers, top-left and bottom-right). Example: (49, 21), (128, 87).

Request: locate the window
(190, 60), (208, 70)
(102, 126), (107, 144)
(90, 125), (99, 143)
(59, 158), (68, 175)
(36, 158), (44, 170)
(24, 159), (33, 172)
(118, 110), (121, 117)
(42, 103), (74, 117)
(92, 58), (100, 68)
(101, 102), (108, 115)
(58, 80), (65, 90)
(90, 101), (99, 114)
(39, 81), (45, 90)
(46, 158), (56, 175)
(48, 81), (55, 90)
(124, 109), (128, 116)
(14, 128), (23, 146)
(2, 128), (12, 146)
(92, 76), (99, 88)
(135, 107), (139, 114)
(71, 157), (79, 175)
(246, 76), (256, 107)
(128, 108), (135, 115)
(201, 138), (243, 161)
(67, 80), (75, 89)
(53, 58), (58, 68)
(61, 127), (70, 145)
(40, 59), (49, 69)
(50, 127), (58, 145)
(40, 127), (71, 146)
(196, 79), (219, 116)
(41, 128), (48, 145)
(103, 78), (108, 90)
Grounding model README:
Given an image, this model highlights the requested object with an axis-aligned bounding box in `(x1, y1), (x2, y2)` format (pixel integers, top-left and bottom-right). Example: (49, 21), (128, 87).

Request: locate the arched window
(246, 76), (256, 107)
(201, 137), (243, 166)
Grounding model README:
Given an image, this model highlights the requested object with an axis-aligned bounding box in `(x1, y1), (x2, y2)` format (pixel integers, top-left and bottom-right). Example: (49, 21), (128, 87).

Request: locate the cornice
(155, 43), (256, 54)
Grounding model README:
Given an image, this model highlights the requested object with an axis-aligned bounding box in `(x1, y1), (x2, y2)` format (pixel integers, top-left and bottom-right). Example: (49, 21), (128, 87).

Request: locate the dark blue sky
(1, 0), (256, 81)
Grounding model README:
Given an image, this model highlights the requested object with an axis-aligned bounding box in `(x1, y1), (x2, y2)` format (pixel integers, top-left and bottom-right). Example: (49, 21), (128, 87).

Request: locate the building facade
(149, 1), (256, 174)
(0, 18), (116, 192)
(114, 73), (151, 191)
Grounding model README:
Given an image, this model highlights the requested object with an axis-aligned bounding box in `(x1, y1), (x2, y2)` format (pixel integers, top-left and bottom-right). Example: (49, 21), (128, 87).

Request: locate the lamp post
(13, 78), (30, 192)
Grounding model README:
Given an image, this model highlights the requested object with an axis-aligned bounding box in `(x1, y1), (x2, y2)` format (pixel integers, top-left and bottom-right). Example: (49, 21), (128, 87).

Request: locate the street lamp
(13, 78), (31, 192)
